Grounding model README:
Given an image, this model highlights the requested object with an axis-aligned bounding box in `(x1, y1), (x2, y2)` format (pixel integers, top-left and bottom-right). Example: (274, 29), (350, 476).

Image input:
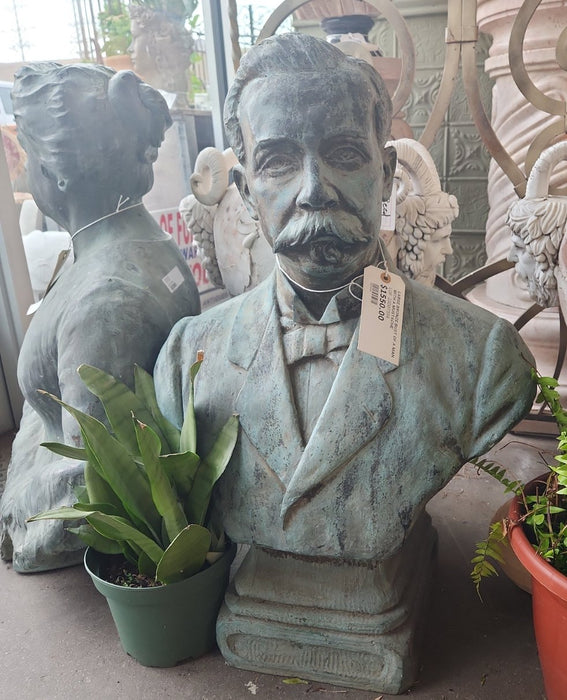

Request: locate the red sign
(151, 208), (212, 293)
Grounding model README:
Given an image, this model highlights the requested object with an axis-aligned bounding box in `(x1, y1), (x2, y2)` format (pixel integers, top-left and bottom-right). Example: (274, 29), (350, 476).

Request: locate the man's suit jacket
(155, 270), (535, 561)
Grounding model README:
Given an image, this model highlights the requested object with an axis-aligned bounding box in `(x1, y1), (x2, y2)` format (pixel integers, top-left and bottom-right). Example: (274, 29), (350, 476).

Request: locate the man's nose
(296, 161), (338, 211)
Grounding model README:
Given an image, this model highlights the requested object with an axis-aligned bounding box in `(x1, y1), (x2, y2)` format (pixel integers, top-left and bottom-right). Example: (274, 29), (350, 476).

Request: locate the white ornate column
(470, 0), (567, 382)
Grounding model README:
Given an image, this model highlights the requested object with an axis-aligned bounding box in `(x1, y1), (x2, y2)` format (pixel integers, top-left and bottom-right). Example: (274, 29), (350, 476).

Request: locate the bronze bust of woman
(0, 62), (200, 572)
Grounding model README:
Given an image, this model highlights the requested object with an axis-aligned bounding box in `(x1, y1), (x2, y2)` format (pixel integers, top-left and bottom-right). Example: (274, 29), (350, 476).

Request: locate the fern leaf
(471, 521), (507, 598)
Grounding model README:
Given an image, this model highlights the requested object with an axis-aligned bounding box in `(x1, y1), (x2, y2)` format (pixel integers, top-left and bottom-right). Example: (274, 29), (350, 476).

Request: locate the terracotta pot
(508, 476), (567, 700)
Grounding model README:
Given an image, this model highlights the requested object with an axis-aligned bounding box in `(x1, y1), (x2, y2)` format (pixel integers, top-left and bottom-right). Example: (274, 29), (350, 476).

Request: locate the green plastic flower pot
(85, 542), (236, 667)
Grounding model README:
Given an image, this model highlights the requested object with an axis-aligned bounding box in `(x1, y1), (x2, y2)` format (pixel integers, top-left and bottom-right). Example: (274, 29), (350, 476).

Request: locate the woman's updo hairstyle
(13, 62), (172, 199)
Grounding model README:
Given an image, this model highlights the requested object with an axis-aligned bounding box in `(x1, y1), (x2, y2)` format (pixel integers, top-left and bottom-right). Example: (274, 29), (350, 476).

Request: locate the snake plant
(27, 355), (238, 586)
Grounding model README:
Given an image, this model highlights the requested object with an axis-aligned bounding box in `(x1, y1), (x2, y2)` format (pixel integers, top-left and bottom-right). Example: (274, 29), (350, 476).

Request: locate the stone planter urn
(128, 4), (193, 102)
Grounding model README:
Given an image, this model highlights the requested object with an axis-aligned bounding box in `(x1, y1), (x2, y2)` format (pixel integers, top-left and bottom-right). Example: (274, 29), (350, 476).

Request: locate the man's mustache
(273, 211), (371, 254)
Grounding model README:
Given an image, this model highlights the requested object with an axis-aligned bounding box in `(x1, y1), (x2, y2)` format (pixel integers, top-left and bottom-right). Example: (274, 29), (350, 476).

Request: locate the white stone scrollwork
(507, 141), (567, 309)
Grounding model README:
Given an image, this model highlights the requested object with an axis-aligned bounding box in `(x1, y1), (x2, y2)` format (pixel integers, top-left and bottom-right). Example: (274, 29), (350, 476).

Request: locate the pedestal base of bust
(217, 512), (437, 694)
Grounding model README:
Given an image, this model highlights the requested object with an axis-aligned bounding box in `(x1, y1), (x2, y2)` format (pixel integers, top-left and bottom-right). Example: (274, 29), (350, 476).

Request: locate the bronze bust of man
(155, 34), (535, 693)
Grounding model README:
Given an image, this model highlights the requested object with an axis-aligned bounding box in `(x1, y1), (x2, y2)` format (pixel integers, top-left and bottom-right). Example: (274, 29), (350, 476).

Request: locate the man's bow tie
(282, 321), (356, 364)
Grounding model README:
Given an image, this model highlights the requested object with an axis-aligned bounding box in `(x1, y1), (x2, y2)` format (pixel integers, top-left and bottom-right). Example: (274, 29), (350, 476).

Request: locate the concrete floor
(0, 430), (552, 700)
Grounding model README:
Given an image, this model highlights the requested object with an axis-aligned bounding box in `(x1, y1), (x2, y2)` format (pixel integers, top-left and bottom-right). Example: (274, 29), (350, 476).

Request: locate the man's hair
(224, 33), (393, 164)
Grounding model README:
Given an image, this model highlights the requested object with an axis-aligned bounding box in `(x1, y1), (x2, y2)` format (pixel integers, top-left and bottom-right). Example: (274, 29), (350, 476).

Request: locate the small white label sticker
(162, 266), (184, 293)
(358, 265), (405, 366)
(379, 180), (397, 233)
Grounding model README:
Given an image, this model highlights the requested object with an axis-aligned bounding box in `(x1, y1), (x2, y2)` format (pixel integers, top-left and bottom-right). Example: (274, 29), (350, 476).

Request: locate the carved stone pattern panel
(443, 234), (488, 281)
(448, 66), (494, 124)
(369, 22), (395, 56)
(447, 180), (490, 232)
(404, 70), (444, 126)
(405, 15), (447, 66)
(448, 127), (491, 178)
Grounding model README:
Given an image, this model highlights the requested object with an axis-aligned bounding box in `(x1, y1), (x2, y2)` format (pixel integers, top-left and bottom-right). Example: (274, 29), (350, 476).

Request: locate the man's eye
(326, 147), (366, 169)
(260, 155), (296, 175)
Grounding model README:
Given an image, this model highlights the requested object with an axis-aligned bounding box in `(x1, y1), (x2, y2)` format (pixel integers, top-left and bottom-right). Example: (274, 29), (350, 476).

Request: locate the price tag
(358, 265), (405, 366)
(162, 266), (184, 293)
(379, 180), (397, 233)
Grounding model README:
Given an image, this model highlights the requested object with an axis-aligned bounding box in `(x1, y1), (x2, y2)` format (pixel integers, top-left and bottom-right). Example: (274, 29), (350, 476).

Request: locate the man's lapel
(228, 271), (415, 515)
(280, 327), (395, 519)
(229, 274), (304, 489)
(281, 277), (416, 519)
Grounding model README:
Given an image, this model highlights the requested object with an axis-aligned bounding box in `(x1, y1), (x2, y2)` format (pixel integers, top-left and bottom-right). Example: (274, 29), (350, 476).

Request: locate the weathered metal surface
(155, 33), (536, 693)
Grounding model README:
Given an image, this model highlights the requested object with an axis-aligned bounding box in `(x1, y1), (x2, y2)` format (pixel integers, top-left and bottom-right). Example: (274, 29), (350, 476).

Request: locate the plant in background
(471, 369), (567, 593)
(99, 1), (132, 56)
(28, 354), (238, 586)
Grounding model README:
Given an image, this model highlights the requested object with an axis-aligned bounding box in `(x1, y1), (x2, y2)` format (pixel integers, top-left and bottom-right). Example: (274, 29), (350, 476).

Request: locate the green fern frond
(533, 370), (567, 431)
(471, 521), (507, 598)
(470, 457), (524, 497)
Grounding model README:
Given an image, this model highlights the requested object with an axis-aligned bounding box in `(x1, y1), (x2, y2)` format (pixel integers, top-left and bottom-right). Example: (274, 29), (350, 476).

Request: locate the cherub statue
(180, 147), (274, 296)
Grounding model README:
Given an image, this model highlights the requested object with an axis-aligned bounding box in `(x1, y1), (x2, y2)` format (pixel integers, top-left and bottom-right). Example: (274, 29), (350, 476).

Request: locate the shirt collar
(276, 268), (363, 326)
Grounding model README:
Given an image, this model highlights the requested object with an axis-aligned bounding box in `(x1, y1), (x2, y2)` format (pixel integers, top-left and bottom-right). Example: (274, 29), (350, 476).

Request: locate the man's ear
(381, 146), (397, 201)
(233, 164), (259, 221)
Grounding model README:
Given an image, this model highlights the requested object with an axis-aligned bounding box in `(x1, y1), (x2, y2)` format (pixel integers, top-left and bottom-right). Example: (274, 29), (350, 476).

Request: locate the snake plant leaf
(74, 484), (88, 503)
(73, 502), (120, 516)
(186, 413), (239, 526)
(86, 512), (164, 565)
(138, 550), (157, 578)
(179, 357), (203, 454)
(77, 364), (168, 455)
(159, 451), (201, 502)
(67, 524), (123, 554)
(134, 364), (181, 453)
(121, 541), (141, 567)
(155, 523), (211, 584)
(134, 419), (188, 543)
(84, 459), (125, 515)
(40, 442), (87, 461)
(38, 390), (162, 540)
(27, 506), (87, 522)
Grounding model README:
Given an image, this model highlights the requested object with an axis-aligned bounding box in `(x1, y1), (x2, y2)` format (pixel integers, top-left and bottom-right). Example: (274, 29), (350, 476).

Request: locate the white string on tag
(70, 196), (142, 242)
(276, 254), (353, 294)
(27, 195), (143, 316)
(348, 275), (364, 301)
